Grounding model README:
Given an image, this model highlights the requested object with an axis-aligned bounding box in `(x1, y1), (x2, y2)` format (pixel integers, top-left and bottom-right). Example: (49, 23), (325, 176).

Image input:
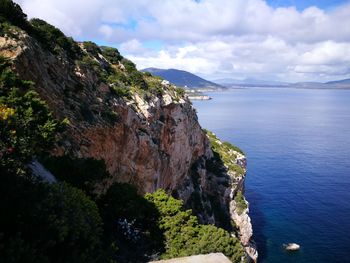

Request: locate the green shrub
(107, 70), (130, 85)
(83, 41), (101, 56)
(146, 77), (164, 96)
(110, 85), (131, 99)
(101, 109), (119, 124)
(0, 0), (30, 31)
(97, 183), (163, 262)
(129, 71), (148, 90)
(204, 130), (245, 177)
(145, 190), (244, 262)
(234, 191), (248, 215)
(77, 56), (107, 82)
(101, 46), (123, 64)
(0, 175), (103, 263)
(175, 87), (185, 97)
(42, 155), (111, 196)
(143, 71), (152, 77)
(0, 57), (59, 173)
(30, 18), (81, 59)
(121, 58), (137, 73)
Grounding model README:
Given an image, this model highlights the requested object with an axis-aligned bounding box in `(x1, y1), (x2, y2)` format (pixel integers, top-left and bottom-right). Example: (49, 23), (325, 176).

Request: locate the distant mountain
(292, 78), (350, 89)
(214, 78), (290, 87)
(325, 78), (350, 85)
(142, 68), (222, 89)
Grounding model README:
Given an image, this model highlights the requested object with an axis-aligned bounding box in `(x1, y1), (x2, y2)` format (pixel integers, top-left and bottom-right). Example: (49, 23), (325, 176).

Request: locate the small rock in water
(284, 243), (300, 251)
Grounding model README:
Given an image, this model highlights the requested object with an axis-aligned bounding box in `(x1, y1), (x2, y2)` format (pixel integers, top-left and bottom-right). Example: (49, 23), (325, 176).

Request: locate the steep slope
(0, 13), (256, 262)
(142, 67), (222, 89)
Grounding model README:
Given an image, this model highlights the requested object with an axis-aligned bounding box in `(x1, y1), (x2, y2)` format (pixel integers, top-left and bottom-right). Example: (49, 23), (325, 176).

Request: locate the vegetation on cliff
(0, 1), (248, 262)
(0, 56), (59, 174)
(146, 190), (244, 262)
(205, 129), (245, 178)
(0, 52), (245, 262)
(0, 56), (103, 263)
(234, 191), (248, 215)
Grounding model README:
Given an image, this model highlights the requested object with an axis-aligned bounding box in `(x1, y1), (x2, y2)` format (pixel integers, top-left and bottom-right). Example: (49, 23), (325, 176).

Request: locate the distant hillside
(326, 78), (350, 85)
(142, 68), (222, 89)
(214, 78), (290, 87)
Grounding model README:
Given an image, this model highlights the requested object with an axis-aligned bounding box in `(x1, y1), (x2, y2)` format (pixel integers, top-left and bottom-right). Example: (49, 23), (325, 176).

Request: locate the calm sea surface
(192, 88), (350, 263)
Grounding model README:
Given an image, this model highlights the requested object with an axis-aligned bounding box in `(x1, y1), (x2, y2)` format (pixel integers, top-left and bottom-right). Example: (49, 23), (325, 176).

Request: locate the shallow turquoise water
(192, 88), (350, 263)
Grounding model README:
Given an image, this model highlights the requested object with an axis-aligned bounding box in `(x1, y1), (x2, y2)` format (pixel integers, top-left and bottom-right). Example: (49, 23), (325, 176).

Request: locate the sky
(15, 0), (350, 82)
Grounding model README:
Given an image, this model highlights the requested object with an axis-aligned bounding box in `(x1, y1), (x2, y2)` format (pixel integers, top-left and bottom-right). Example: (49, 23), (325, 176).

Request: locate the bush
(129, 71), (148, 90)
(175, 87), (185, 97)
(101, 109), (119, 124)
(42, 155), (111, 196)
(108, 70), (130, 85)
(204, 130), (245, 177)
(0, 0), (30, 31)
(121, 58), (137, 73)
(101, 46), (123, 64)
(83, 41), (101, 57)
(145, 190), (244, 262)
(77, 56), (107, 82)
(97, 183), (163, 262)
(234, 191), (248, 215)
(0, 175), (103, 263)
(0, 57), (59, 173)
(110, 85), (131, 99)
(30, 18), (81, 59)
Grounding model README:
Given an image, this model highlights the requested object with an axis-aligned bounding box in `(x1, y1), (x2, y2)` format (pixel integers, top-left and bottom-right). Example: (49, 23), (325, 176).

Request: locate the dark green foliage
(145, 190), (244, 262)
(146, 77), (164, 96)
(0, 0), (30, 31)
(0, 174), (103, 263)
(83, 41), (101, 57)
(222, 141), (245, 155)
(101, 46), (123, 64)
(204, 129), (245, 177)
(175, 87), (185, 97)
(110, 85), (131, 98)
(30, 18), (81, 59)
(143, 71), (152, 77)
(107, 70), (129, 84)
(234, 191), (248, 215)
(0, 1), (80, 59)
(101, 109), (119, 124)
(77, 56), (108, 82)
(0, 57), (59, 173)
(129, 71), (148, 90)
(42, 155), (111, 196)
(97, 183), (164, 262)
(121, 58), (137, 73)
(195, 225), (244, 263)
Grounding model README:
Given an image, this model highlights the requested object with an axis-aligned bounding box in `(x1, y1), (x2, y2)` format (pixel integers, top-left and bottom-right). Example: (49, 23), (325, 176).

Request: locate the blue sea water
(192, 88), (350, 263)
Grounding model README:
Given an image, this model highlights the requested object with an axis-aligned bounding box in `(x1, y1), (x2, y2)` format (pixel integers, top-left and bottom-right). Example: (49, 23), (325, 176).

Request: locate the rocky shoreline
(187, 95), (212, 100)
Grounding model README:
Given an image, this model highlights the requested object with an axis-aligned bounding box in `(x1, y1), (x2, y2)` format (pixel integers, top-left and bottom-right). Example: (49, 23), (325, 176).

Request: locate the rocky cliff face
(0, 27), (256, 261)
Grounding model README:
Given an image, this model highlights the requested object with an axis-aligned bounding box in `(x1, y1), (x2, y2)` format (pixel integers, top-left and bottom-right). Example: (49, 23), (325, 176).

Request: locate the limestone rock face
(230, 194), (258, 262)
(1, 30), (256, 261)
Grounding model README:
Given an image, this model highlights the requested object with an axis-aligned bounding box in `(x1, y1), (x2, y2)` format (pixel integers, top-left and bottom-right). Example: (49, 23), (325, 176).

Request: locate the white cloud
(14, 0), (350, 81)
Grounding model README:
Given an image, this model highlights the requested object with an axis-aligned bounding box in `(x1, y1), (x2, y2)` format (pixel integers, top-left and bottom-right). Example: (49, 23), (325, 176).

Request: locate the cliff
(0, 20), (256, 262)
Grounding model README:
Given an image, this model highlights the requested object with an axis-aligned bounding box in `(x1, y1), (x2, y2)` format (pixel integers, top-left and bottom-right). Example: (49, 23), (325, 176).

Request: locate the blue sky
(267, 0), (349, 10)
(16, 0), (350, 82)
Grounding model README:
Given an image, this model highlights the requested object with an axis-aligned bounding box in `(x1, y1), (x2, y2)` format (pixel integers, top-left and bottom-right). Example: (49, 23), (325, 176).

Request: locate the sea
(192, 87), (350, 263)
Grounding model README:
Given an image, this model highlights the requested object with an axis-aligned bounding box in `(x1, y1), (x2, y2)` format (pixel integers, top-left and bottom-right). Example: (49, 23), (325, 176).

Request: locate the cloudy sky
(15, 0), (350, 82)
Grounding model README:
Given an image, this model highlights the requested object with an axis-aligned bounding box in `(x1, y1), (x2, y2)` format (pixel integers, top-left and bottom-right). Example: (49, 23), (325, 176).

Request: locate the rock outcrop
(230, 196), (258, 262)
(0, 26), (256, 261)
